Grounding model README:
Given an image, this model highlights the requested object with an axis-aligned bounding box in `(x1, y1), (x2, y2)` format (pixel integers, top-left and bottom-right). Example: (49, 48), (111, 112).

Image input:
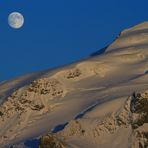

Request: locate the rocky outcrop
(39, 134), (66, 148)
(28, 78), (64, 97)
(0, 77), (66, 122)
(65, 68), (81, 79)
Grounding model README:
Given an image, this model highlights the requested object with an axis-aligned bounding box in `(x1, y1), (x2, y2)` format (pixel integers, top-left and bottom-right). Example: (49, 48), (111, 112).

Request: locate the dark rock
(39, 134), (66, 148)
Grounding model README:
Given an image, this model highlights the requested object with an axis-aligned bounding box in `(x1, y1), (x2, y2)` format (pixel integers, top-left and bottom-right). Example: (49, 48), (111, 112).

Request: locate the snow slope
(52, 89), (148, 148)
(0, 22), (148, 148)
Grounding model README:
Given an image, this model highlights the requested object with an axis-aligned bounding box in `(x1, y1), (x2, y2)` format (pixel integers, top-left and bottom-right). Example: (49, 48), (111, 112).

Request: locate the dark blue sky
(0, 0), (148, 82)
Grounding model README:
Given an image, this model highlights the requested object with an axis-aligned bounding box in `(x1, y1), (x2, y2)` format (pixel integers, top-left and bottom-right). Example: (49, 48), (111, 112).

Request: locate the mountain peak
(105, 22), (148, 52)
(122, 22), (148, 34)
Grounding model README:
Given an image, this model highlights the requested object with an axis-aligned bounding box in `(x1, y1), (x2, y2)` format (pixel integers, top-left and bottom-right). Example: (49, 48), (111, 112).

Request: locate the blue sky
(0, 0), (148, 82)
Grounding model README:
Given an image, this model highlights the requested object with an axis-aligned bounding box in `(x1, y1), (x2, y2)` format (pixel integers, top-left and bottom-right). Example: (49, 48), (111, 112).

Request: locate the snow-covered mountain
(0, 22), (148, 148)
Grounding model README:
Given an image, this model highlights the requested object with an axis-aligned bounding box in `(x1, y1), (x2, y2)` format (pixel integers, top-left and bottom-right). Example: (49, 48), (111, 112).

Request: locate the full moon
(8, 12), (24, 29)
